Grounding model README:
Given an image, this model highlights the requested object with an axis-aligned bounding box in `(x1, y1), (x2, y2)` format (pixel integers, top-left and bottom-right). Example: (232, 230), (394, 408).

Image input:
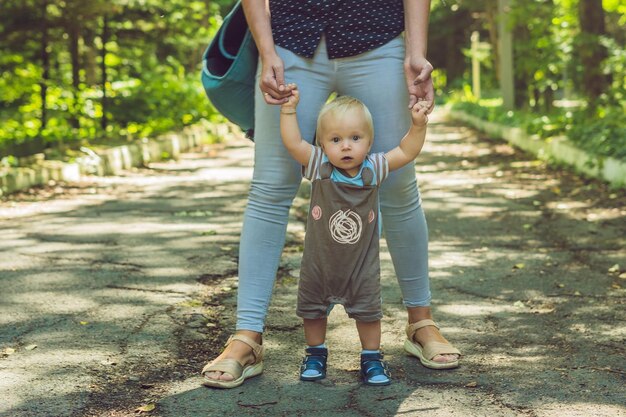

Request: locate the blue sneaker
(360, 352), (391, 386)
(299, 347), (328, 381)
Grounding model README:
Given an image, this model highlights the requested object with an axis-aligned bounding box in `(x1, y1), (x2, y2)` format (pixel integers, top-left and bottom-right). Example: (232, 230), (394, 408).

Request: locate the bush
(450, 96), (626, 160)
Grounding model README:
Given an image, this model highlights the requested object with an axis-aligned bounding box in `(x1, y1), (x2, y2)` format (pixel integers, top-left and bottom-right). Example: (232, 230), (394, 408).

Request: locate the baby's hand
(411, 100), (430, 127)
(281, 83), (299, 110)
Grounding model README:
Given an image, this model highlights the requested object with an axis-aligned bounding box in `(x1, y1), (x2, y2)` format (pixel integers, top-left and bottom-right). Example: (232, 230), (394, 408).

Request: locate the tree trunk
(101, 14), (108, 131)
(578, 0), (608, 105)
(69, 21), (81, 129)
(445, 33), (464, 84)
(40, 0), (49, 129)
(485, 1), (499, 85)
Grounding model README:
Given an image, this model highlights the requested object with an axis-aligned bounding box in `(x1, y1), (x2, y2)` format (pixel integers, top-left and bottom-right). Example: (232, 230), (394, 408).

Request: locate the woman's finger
(261, 81), (291, 99)
(412, 63), (433, 85)
(273, 65), (287, 93)
(262, 90), (289, 105)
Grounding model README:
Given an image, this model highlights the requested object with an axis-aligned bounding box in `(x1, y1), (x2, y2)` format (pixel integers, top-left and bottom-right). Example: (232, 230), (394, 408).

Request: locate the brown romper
(297, 146), (389, 322)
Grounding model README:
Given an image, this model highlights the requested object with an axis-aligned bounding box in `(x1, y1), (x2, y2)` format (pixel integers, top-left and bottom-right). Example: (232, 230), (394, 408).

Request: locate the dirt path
(1, 111), (624, 417)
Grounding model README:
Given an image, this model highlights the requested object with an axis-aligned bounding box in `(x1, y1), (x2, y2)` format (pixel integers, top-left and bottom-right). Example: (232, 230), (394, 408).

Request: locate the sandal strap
(422, 341), (461, 360)
(301, 358), (326, 373)
(405, 319), (439, 339)
(201, 358), (242, 376)
(301, 347), (328, 368)
(226, 334), (264, 361)
(304, 347), (328, 358)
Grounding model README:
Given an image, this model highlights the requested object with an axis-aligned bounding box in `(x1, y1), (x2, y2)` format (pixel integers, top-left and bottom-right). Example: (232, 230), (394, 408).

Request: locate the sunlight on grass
(477, 98), (503, 107)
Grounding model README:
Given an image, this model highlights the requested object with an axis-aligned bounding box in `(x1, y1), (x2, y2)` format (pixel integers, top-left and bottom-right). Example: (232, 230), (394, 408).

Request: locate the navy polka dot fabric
(269, 0), (405, 59)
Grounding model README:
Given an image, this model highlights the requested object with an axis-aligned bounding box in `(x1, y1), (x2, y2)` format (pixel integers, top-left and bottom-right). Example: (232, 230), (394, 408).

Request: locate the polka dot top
(269, 0), (405, 59)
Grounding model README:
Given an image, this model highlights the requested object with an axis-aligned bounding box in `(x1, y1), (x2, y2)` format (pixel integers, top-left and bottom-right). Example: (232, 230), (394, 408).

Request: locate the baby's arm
(384, 100), (429, 172)
(280, 84), (312, 166)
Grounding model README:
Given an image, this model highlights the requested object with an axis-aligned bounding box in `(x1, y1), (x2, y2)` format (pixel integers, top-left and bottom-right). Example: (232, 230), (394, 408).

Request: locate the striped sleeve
(302, 145), (323, 181)
(370, 152), (389, 185)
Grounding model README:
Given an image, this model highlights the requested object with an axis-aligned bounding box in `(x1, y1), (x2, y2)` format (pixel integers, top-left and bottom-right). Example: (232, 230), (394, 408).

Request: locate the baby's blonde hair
(315, 96), (374, 145)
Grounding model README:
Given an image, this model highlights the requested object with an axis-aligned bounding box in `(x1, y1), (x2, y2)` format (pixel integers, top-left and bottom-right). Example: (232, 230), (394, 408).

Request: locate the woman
(202, 0), (460, 388)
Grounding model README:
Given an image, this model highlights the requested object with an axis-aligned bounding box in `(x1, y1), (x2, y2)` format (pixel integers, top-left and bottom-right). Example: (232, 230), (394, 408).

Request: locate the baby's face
(319, 108), (372, 177)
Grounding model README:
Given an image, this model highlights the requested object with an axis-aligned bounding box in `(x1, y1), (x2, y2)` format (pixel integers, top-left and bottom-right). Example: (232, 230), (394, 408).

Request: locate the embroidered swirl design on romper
(311, 205), (322, 220)
(329, 209), (362, 244)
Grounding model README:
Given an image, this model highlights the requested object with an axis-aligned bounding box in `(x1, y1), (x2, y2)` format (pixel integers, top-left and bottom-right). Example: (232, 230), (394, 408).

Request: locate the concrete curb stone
(447, 108), (626, 189)
(0, 125), (209, 196)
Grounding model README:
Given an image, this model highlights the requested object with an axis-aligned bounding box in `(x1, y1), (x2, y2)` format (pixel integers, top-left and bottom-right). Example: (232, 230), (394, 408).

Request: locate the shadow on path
(1, 115), (624, 416)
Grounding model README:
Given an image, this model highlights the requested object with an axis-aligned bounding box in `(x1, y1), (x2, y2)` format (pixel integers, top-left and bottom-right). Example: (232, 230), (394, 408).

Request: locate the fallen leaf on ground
(466, 381), (478, 388)
(2, 347), (16, 356)
(80, 321), (89, 325)
(513, 301), (526, 308)
(24, 344), (37, 351)
(513, 263), (525, 270)
(136, 403), (156, 413)
(608, 264), (620, 273)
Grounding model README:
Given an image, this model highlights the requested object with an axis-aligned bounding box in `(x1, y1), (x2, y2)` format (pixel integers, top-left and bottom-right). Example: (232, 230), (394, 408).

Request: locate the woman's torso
(269, 0), (405, 59)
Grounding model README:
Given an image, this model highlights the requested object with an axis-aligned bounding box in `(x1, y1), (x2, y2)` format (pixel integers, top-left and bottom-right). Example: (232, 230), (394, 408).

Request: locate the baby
(280, 86), (429, 385)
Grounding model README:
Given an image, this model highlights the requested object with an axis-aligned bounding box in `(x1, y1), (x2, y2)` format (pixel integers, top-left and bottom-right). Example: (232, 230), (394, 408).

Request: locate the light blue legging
(237, 36), (431, 333)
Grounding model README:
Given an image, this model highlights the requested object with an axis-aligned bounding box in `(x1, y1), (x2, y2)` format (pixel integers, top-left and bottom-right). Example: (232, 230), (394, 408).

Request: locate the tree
(577, 0), (609, 105)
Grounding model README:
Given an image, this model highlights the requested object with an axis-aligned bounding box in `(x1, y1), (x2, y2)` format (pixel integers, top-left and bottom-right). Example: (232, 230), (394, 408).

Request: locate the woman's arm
(403, 0), (435, 113)
(241, 0), (292, 104)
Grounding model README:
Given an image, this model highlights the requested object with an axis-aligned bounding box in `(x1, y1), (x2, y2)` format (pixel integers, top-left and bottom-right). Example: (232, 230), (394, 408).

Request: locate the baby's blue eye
(352, 135), (360, 141)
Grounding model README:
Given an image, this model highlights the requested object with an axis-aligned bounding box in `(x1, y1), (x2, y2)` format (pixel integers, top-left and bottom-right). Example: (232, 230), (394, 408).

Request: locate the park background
(0, 0), (624, 184)
(1, 2), (625, 415)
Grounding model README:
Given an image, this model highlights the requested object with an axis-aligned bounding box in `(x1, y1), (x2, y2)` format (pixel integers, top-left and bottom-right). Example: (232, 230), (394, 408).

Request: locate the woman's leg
(337, 37), (458, 363)
(204, 42), (335, 381)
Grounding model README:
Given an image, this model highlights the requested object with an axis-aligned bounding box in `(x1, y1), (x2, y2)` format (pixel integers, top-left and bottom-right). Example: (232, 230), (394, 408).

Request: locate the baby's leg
(356, 320), (391, 385)
(355, 320), (381, 350)
(300, 318), (328, 380)
(303, 318), (327, 346)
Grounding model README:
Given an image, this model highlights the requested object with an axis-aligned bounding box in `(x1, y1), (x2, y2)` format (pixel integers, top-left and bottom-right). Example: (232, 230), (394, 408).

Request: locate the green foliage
(450, 96), (626, 160)
(568, 105), (626, 159)
(106, 64), (209, 139)
(439, 0), (624, 162)
(0, 0), (224, 157)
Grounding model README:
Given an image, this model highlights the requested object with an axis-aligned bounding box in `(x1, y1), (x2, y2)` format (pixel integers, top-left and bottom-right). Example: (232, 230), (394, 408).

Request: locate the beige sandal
(201, 334), (264, 388)
(404, 319), (461, 370)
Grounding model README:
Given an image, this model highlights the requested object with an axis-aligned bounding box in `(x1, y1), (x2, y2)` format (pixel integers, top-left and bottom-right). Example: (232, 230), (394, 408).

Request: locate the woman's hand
(260, 52), (294, 105)
(404, 55), (435, 114)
